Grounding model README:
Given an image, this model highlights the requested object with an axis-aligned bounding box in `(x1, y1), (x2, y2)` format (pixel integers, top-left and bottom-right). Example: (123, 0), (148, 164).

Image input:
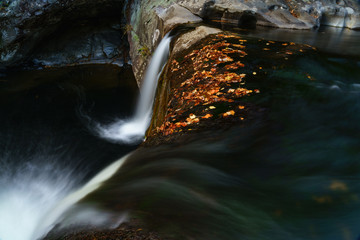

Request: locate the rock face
(171, 26), (222, 55)
(0, 0), (128, 69)
(127, 0), (202, 85)
(176, 0), (360, 30)
(0, 0), (359, 79)
(126, 0), (359, 83)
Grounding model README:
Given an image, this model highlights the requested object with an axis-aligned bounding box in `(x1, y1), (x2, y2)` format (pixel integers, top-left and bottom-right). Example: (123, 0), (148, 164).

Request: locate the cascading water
(0, 64), (139, 240)
(0, 151), (129, 240)
(31, 154), (129, 240)
(97, 33), (172, 144)
(0, 160), (76, 240)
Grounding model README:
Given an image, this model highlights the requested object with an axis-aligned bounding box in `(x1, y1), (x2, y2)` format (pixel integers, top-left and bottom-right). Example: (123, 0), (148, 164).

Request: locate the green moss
(138, 45), (151, 57)
(132, 33), (139, 42)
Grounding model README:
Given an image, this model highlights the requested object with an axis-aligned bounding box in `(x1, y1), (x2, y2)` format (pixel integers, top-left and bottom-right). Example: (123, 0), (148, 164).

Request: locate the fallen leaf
(189, 113), (196, 119)
(202, 114), (213, 119)
(223, 110), (235, 117)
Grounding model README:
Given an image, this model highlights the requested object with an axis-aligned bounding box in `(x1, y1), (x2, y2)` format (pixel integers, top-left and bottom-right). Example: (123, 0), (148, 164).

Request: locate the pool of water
(79, 35), (360, 240)
(0, 27), (360, 240)
(0, 64), (138, 240)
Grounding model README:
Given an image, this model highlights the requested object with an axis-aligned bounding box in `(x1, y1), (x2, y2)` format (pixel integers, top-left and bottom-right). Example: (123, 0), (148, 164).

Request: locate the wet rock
(32, 23), (128, 67)
(196, 0), (360, 29)
(156, 4), (202, 33)
(44, 219), (166, 240)
(172, 26), (222, 55)
(127, 1), (202, 86)
(0, 0), (127, 69)
(127, 0), (360, 83)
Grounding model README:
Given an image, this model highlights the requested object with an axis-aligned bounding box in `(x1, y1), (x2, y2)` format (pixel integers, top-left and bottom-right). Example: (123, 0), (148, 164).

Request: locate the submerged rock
(145, 32), (318, 145)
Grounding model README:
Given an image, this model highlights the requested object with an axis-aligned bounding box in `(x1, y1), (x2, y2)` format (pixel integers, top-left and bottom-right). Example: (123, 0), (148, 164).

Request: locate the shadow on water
(0, 64), (139, 240)
(79, 37), (360, 240)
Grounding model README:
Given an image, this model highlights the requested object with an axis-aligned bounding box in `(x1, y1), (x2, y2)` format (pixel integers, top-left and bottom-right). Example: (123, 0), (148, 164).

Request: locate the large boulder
(177, 0), (360, 30)
(127, 0), (202, 85)
(1, 0), (359, 77)
(0, 0), (128, 69)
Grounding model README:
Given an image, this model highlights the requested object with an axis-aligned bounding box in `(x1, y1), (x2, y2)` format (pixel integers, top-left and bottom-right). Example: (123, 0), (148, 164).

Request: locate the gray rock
(32, 26), (127, 67)
(127, 1), (202, 86)
(0, 0), (128, 68)
(1, 0), (359, 79)
(127, 0), (359, 84)
(172, 26), (222, 55)
(156, 4), (202, 33)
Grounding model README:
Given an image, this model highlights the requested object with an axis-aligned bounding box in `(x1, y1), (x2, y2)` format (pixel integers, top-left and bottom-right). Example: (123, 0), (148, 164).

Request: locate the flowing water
(97, 33), (172, 144)
(0, 65), (138, 240)
(0, 27), (360, 240)
(80, 30), (360, 240)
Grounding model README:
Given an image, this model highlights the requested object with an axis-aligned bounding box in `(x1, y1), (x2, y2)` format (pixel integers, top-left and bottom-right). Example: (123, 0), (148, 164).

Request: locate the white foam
(97, 33), (172, 144)
(0, 154), (129, 240)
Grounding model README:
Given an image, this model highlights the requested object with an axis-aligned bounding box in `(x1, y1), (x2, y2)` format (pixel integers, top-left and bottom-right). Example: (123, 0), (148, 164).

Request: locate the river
(0, 27), (360, 240)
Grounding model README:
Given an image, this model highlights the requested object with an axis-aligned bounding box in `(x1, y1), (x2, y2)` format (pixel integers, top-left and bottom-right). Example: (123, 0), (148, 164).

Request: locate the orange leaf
(227, 110), (235, 115)
(189, 113), (196, 119)
(202, 114), (213, 119)
(223, 110), (235, 117)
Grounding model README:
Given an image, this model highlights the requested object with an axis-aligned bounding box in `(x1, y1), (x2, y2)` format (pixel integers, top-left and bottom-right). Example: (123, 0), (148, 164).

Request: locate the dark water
(0, 64), (139, 178)
(80, 35), (360, 240)
(1, 29), (360, 240)
(0, 64), (138, 240)
(215, 24), (360, 57)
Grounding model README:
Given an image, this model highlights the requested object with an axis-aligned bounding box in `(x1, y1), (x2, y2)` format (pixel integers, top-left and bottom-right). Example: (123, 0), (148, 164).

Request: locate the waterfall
(97, 33), (173, 144)
(0, 31), (173, 240)
(32, 154), (129, 240)
(0, 154), (129, 240)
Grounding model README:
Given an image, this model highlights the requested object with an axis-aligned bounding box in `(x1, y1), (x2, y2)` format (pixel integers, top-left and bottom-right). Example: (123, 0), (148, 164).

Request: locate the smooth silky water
(82, 30), (360, 240)
(0, 65), (138, 240)
(97, 33), (173, 144)
(0, 29), (359, 240)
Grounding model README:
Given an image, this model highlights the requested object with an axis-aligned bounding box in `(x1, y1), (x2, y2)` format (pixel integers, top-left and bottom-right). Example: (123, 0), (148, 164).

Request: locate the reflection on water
(222, 25), (360, 57)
